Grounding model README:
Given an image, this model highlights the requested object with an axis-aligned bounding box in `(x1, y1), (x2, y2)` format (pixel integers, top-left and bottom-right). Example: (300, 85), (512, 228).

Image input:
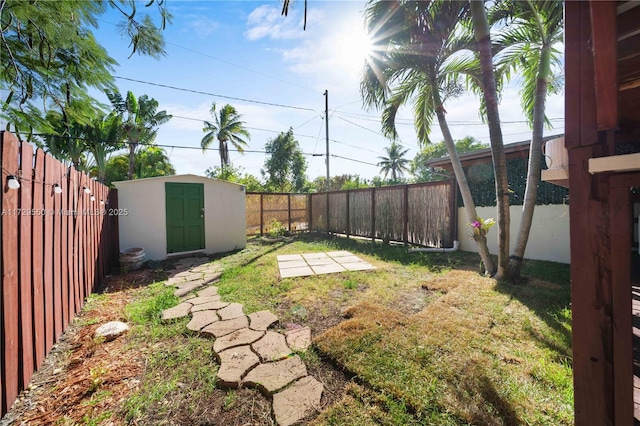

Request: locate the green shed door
(165, 182), (205, 253)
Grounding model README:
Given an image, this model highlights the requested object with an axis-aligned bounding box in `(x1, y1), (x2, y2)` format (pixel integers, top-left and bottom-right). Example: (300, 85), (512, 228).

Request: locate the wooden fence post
(403, 184), (409, 246)
(260, 193), (264, 235)
(371, 187), (376, 242)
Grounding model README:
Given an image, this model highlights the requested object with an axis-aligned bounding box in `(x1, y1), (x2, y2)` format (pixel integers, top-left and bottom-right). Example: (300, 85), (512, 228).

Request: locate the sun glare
(335, 26), (374, 74)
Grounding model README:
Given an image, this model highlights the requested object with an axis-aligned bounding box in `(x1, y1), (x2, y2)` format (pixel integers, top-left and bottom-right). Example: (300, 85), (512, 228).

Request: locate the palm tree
(361, 0), (496, 274)
(469, 0), (510, 280)
(377, 141), (409, 182)
(201, 103), (251, 170)
(85, 112), (123, 183)
(492, 0), (563, 279)
(107, 90), (172, 180)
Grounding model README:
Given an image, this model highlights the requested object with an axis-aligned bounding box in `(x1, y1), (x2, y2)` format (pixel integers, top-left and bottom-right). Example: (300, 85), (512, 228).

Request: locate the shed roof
(112, 174), (244, 189)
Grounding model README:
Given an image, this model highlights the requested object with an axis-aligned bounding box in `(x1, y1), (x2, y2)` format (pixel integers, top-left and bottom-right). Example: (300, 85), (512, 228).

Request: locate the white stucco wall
(457, 204), (571, 264)
(114, 174), (246, 261)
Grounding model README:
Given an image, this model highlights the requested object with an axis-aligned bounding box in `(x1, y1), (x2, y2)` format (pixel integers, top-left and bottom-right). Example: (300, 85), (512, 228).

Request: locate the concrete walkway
(277, 251), (376, 278)
(161, 257), (322, 426)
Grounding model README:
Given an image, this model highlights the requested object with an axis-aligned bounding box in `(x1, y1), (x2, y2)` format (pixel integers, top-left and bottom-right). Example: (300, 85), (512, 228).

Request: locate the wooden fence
(0, 131), (119, 414)
(247, 180), (457, 247)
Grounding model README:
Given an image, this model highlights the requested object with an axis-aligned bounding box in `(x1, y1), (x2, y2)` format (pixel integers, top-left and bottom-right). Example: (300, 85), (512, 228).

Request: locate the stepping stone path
(161, 257), (322, 426)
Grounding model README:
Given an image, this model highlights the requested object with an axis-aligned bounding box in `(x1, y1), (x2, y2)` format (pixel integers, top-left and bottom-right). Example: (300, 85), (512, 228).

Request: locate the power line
(331, 154), (378, 167)
(114, 76), (318, 112)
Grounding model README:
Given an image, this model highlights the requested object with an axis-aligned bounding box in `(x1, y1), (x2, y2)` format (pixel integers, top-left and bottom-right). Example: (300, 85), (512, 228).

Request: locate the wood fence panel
(31, 150), (45, 369)
(374, 187), (404, 242)
(18, 142), (34, 387)
(0, 132), (120, 415)
(2, 133), (20, 412)
(349, 190), (372, 238)
(407, 181), (454, 247)
(289, 194), (309, 231)
(328, 192), (347, 233)
(310, 193), (328, 232)
(42, 155), (55, 354)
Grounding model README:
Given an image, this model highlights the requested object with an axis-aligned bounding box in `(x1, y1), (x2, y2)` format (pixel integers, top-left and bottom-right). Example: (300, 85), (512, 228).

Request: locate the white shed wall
(114, 175), (246, 261)
(457, 204), (570, 264)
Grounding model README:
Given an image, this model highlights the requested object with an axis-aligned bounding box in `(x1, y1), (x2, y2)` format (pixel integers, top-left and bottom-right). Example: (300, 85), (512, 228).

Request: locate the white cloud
(183, 16), (219, 38)
(245, 5), (316, 41)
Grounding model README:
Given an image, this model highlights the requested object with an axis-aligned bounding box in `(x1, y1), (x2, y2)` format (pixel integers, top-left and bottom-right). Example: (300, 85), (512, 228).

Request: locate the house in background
(561, 2), (640, 424)
(427, 134), (571, 263)
(114, 174), (246, 261)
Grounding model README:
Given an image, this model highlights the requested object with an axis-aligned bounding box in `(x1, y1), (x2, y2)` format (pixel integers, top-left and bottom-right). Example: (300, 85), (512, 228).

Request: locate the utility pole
(324, 90), (330, 190)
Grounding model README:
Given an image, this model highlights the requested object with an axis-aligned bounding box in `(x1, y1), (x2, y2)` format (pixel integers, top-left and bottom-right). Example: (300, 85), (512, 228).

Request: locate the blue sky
(92, 0), (564, 181)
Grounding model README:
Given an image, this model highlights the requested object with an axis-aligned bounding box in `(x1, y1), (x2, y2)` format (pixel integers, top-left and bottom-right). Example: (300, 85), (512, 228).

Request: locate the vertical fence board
(72, 170), (82, 312)
(31, 150), (45, 369)
(42, 155), (55, 353)
(52, 162), (62, 341)
(66, 168), (76, 318)
(18, 142), (34, 387)
(59, 162), (69, 329)
(2, 133), (20, 412)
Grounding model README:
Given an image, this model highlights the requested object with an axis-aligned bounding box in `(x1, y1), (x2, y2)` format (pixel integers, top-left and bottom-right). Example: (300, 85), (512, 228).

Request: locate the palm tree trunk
(128, 141), (136, 180)
(434, 91), (496, 275)
(509, 45), (551, 279)
(470, 0), (511, 281)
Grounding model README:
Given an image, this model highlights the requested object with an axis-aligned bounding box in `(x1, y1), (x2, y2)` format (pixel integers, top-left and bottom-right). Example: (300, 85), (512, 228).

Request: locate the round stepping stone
(217, 303), (245, 320)
(248, 310), (279, 331)
(190, 300), (226, 313)
(285, 327), (312, 352)
(187, 311), (219, 331)
(202, 316), (249, 338)
(242, 355), (307, 395)
(216, 345), (261, 388)
(251, 331), (293, 362)
(213, 328), (264, 353)
(197, 286), (219, 297)
(161, 302), (193, 321)
(273, 376), (324, 426)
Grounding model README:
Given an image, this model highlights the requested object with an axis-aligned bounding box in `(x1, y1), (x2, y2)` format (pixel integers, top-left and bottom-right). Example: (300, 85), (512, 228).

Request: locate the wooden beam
(590, 1), (618, 130)
(589, 153), (640, 174)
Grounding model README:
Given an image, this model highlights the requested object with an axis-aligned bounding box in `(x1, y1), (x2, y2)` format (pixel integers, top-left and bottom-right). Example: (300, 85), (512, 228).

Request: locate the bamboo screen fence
(246, 179), (456, 247)
(0, 132), (119, 414)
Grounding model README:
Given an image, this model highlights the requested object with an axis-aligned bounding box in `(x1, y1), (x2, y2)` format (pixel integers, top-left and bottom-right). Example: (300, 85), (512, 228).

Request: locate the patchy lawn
(2, 234), (572, 425)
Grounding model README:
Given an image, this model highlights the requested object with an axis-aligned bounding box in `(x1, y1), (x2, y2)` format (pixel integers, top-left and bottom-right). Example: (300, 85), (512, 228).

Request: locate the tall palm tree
(361, 0), (496, 273)
(492, 0), (563, 279)
(469, 0), (510, 280)
(107, 90), (172, 180)
(201, 103), (251, 170)
(377, 141), (409, 182)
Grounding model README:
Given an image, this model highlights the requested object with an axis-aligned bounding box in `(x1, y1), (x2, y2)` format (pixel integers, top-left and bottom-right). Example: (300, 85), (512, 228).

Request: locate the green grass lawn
(122, 233), (572, 425)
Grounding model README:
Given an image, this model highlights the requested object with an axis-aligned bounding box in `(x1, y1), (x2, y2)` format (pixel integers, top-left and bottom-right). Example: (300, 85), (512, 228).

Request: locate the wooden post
(259, 193), (264, 235)
(345, 191), (350, 239)
(403, 184), (409, 246)
(31, 149), (45, 370)
(288, 193), (292, 232)
(449, 179), (458, 245)
(371, 187), (376, 242)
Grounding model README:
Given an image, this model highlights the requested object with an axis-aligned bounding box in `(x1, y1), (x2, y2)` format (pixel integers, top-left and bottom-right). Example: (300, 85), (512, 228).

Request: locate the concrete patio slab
(326, 251), (352, 257)
(333, 255), (365, 264)
(278, 260), (308, 269)
(305, 258), (338, 266)
(310, 263), (346, 275)
(301, 252), (329, 260)
(276, 254), (304, 261)
(280, 266), (314, 278)
(342, 262), (377, 271)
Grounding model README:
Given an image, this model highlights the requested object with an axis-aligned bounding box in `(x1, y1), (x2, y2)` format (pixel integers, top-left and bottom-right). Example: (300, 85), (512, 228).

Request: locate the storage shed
(113, 174), (246, 261)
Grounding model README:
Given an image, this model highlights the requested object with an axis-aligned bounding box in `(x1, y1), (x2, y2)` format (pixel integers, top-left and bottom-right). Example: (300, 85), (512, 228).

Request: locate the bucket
(120, 247), (145, 271)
